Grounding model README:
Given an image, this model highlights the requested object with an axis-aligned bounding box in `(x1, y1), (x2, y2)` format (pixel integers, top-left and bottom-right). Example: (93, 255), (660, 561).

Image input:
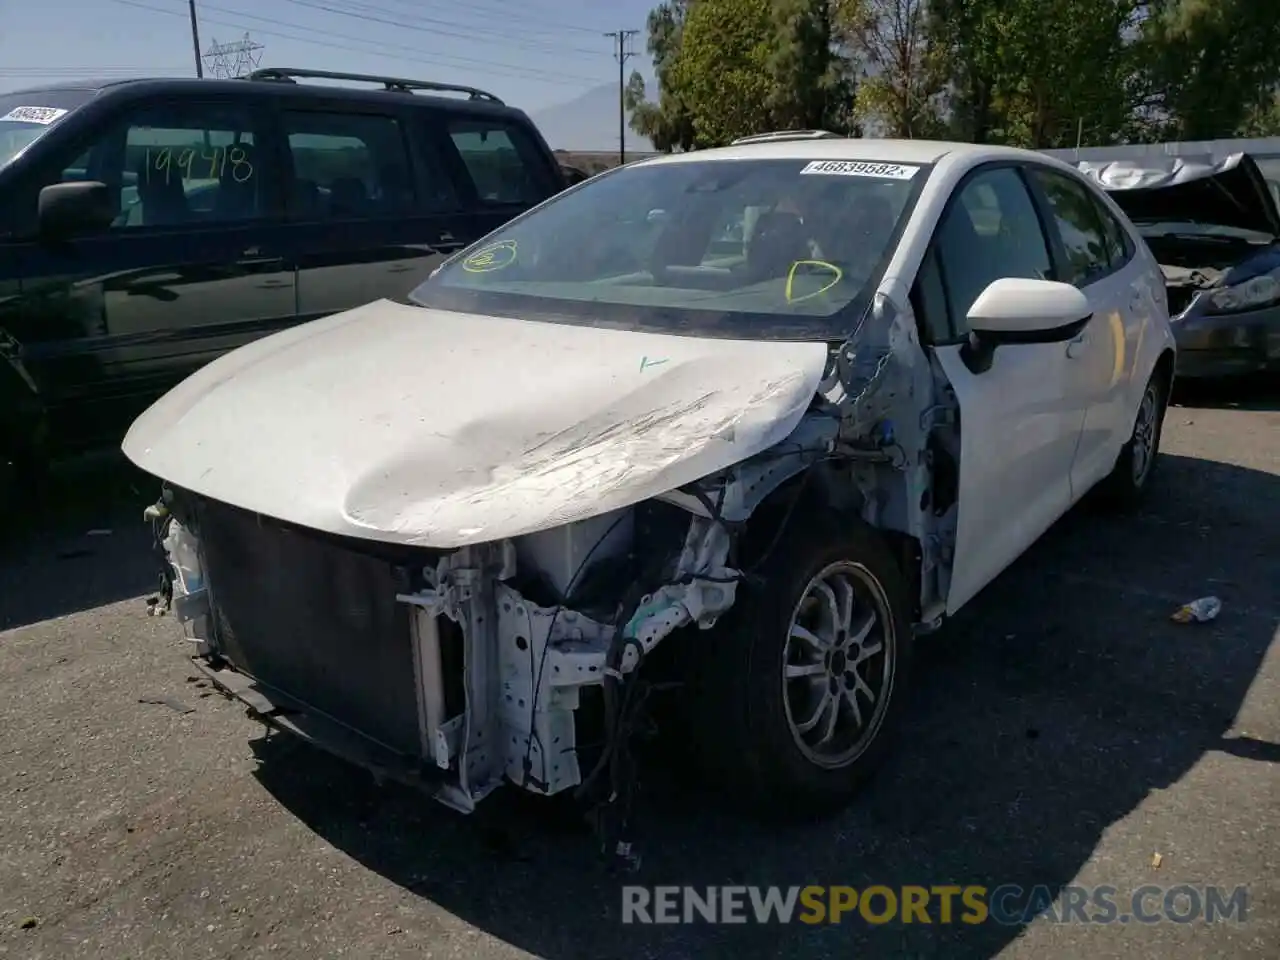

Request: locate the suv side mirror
(37, 181), (114, 240)
(961, 277), (1092, 373)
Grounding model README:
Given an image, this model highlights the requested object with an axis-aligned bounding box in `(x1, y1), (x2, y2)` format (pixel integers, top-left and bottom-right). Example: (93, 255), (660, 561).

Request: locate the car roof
(2, 74), (522, 118)
(634, 138), (1051, 167)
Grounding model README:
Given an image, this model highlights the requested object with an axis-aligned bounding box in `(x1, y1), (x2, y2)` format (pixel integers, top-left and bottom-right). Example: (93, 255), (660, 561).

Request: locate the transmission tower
(202, 33), (264, 79)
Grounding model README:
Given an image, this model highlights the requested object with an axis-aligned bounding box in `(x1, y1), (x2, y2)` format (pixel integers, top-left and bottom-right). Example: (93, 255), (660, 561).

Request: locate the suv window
(921, 166), (1054, 340)
(65, 102), (266, 230)
(445, 118), (549, 206)
(1031, 168), (1112, 286)
(283, 111), (417, 220)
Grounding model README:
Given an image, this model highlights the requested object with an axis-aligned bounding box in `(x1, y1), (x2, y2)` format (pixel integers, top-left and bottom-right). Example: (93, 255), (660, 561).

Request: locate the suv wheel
(689, 514), (913, 819)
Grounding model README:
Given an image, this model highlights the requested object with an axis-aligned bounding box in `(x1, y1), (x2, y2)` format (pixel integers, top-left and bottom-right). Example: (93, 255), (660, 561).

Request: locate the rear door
(433, 111), (565, 241)
(11, 94), (296, 453)
(278, 101), (476, 321)
(913, 164), (1086, 613)
(1025, 165), (1145, 494)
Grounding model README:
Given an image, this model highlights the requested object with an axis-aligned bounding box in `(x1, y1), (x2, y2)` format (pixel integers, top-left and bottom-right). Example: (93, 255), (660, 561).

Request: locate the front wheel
(688, 514), (914, 819)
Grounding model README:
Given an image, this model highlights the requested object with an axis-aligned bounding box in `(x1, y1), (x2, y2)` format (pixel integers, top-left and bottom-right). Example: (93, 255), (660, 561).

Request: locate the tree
(628, 0), (858, 150)
(835, 0), (947, 138)
(928, 0), (1143, 148)
(625, 0), (698, 152)
(1136, 0), (1280, 140)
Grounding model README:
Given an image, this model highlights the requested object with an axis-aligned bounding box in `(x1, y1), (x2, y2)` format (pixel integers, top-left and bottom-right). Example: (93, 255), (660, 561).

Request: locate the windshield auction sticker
(800, 160), (919, 180)
(0, 106), (69, 124)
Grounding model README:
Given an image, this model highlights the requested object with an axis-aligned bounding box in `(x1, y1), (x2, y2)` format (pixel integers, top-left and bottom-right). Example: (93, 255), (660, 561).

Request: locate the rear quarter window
(443, 116), (557, 207)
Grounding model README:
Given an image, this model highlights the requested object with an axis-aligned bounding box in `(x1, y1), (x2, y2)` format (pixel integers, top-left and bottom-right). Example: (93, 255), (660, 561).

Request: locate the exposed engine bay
(141, 291), (962, 841)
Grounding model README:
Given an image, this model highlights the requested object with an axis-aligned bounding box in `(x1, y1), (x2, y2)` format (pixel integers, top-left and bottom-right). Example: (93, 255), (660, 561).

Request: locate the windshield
(410, 156), (929, 339)
(0, 89), (93, 169)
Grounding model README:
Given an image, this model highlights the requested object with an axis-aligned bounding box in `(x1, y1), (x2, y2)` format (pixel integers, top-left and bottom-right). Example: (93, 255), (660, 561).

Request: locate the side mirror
(961, 277), (1092, 373)
(37, 181), (114, 240)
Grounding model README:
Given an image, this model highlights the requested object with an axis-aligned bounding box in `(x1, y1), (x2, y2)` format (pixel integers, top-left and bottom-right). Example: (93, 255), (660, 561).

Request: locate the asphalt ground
(1, 379), (1277, 959)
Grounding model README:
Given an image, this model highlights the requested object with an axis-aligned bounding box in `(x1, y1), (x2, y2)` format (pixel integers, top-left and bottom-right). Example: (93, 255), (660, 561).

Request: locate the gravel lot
(1, 383), (1277, 959)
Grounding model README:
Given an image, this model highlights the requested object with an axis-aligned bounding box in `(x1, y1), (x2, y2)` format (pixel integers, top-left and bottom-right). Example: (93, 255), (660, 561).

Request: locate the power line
(604, 29), (639, 166)
(358, 0), (607, 40)
(109, 0), (601, 86)
(279, 0), (610, 59)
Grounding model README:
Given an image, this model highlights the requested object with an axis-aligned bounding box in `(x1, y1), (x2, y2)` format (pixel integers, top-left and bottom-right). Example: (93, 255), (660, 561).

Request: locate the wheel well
(737, 463), (924, 621)
(1154, 348), (1176, 400)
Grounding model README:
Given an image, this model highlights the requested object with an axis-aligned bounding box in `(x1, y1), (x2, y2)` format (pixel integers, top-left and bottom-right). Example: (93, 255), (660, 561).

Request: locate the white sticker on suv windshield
(800, 159), (919, 180)
(1, 106), (68, 125)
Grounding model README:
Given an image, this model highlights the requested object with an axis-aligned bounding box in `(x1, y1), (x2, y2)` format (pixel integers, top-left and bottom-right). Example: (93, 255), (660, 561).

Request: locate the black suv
(0, 67), (565, 504)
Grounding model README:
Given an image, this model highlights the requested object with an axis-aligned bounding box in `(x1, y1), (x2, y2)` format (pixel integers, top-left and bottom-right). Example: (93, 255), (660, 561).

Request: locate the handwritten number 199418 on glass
(144, 145), (253, 184)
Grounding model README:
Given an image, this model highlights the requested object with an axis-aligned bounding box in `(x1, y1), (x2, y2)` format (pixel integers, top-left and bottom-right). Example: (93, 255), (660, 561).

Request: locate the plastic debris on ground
(1170, 596), (1222, 624)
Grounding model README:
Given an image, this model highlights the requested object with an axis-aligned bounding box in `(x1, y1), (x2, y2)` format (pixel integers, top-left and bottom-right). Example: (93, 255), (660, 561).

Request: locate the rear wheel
(1098, 372), (1167, 508)
(689, 514), (913, 819)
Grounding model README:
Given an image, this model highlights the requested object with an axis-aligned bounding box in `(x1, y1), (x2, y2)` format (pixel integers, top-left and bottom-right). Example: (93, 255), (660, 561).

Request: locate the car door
(11, 95), (296, 453)
(279, 102), (480, 322)
(433, 111), (567, 246)
(912, 164), (1088, 613)
(1025, 165), (1145, 494)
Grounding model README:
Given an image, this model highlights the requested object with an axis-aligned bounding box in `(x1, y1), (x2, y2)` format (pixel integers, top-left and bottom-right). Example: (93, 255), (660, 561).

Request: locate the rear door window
(444, 117), (555, 207)
(282, 111), (422, 221)
(1030, 168), (1114, 286)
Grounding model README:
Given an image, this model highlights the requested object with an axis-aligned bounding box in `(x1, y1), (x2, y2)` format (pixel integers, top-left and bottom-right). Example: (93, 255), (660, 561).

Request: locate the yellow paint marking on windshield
(785, 260), (843, 303)
(462, 239), (518, 273)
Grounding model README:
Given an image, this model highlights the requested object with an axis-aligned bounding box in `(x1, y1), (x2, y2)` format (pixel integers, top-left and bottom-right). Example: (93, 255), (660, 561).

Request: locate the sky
(0, 0), (658, 112)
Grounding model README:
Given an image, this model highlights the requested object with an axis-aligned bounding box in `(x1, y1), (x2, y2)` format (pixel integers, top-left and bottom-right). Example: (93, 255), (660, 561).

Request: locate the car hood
(1074, 153), (1280, 237)
(122, 300), (831, 548)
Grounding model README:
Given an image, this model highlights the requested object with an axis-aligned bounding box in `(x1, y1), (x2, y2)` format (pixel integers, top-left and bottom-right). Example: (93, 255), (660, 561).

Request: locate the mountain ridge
(529, 81), (657, 154)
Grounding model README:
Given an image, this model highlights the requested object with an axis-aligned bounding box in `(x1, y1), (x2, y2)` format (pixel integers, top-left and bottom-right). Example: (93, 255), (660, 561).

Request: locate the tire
(687, 512), (914, 820)
(1097, 371), (1167, 509)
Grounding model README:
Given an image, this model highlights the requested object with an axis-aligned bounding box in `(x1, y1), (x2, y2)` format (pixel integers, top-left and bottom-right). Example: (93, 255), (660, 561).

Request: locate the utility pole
(604, 29), (639, 167)
(188, 0), (203, 78)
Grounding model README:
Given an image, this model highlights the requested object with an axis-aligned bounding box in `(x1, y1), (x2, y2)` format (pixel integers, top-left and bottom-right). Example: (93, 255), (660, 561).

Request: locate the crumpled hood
(123, 300), (830, 548)
(1074, 153), (1280, 237)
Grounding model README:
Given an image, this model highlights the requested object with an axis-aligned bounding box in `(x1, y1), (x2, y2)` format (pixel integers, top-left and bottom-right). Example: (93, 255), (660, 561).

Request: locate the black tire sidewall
(1106, 373), (1168, 503)
(693, 512), (914, 817)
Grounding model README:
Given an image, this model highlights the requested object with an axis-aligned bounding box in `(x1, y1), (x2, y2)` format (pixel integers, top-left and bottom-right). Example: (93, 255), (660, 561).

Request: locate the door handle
(1066, 332), (1088, 359)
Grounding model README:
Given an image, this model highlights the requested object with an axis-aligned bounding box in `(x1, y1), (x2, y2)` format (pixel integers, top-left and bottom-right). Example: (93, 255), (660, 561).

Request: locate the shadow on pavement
(0, 453), (160, 632)
(248, 450), (1279, 958)
(1171, 373), (1279, 412)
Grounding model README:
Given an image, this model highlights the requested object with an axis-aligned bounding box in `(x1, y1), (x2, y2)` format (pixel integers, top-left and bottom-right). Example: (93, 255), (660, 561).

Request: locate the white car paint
(124, 135), (1176, 620)
(122, 299), (830, 548)
(857, 141), (1177, 614)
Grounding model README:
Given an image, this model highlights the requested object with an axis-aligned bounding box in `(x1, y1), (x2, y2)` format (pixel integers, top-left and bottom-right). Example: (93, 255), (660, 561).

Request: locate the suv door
(912, 164), (1087, 613)
(434, 112), (565, 241)
(11, 96), (295, 454)
(1025, 165), (1146, 493)
(277, 103), (476, 321)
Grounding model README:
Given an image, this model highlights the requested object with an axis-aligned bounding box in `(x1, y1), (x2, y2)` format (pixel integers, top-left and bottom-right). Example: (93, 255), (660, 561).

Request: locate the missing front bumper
(159, 493), (738, 815)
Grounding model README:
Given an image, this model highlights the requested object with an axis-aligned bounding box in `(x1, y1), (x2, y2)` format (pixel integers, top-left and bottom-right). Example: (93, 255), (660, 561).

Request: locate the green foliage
(633, 0), (1280, 150)
(1137, 0), (1280, 140)
(627, 0), (856, 151)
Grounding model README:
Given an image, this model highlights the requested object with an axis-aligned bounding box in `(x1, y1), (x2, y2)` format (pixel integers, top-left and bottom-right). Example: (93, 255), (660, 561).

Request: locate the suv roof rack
(244, 67), (504, 104)
(731, 129), (844, 145)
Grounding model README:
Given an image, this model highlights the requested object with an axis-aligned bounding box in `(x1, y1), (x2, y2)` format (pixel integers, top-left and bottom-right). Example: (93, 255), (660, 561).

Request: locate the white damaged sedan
(124, 135), (1176, 823)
